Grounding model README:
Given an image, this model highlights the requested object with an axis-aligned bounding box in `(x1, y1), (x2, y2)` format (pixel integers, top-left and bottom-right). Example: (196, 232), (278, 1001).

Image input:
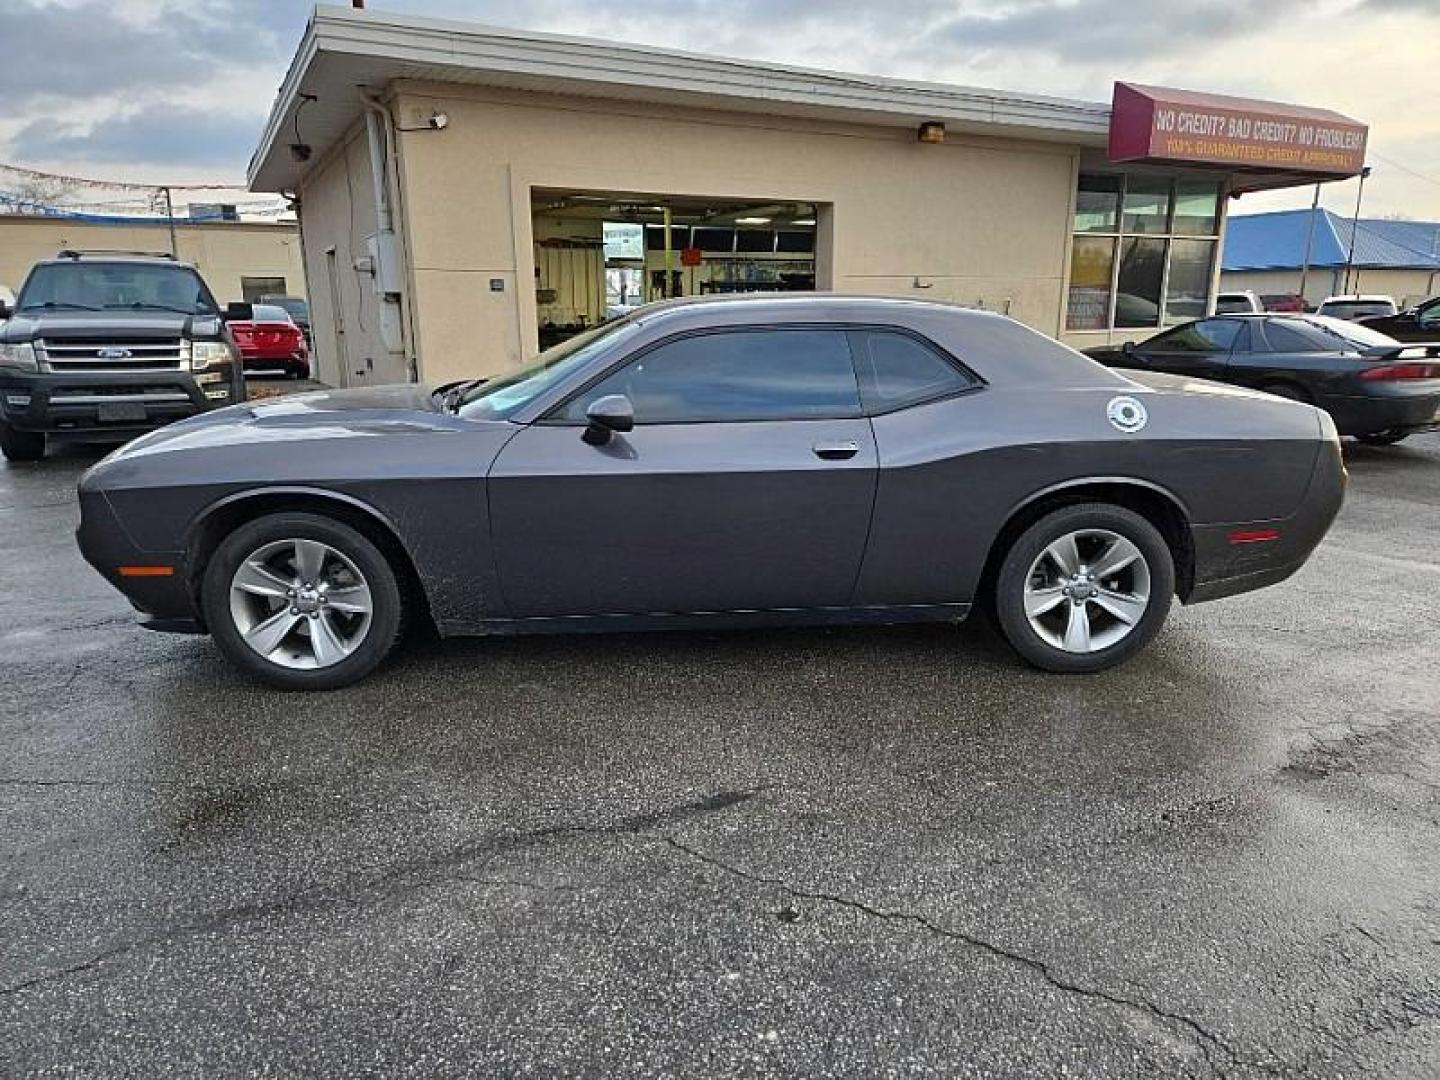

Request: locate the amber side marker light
(1227, 529), (1281, 545)
(117, 565), (175, 577)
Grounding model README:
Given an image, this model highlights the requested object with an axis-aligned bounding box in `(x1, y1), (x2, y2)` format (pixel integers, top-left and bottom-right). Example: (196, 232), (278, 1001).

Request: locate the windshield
(18, 262), (219, 315)
(264, 297), (308, 319)
(1300, 315), (1399, 349)
(456, 319), (641, 421)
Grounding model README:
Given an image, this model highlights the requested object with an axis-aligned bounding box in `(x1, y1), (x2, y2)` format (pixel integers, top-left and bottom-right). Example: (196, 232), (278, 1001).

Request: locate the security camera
(427, 111), (449, 130)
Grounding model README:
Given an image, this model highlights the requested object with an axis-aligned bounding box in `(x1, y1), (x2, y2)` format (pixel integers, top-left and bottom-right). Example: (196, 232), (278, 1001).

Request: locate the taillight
(1359, 362), (1440, 381)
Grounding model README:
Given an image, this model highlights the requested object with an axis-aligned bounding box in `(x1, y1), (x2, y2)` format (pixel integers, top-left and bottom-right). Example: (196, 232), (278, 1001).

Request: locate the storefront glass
(1164, 239), (1217, 323)
(1172, 181), (1220, 236)
(1115, 238), (1166, 328)
(1066, 237), (1116, 330)
(1065, 173), (1223, 333)
(1074, 174), (1121, 233)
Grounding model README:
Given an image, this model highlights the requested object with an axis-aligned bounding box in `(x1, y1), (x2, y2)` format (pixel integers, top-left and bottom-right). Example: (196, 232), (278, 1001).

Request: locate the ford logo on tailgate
(97, 347), (133, 359)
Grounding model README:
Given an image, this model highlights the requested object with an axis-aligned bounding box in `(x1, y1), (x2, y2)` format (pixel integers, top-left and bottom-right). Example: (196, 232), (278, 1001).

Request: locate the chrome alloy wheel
(228, 538), (373, 669)
(1022, 528), (1152, 654)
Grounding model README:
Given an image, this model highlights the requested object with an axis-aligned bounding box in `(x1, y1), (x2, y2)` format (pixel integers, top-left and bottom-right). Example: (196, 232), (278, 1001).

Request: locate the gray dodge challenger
(77, 295), (1345, 690)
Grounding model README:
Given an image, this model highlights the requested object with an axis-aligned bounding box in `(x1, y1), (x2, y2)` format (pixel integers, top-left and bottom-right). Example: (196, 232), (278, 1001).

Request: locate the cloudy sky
(4, 0), (1439, 219)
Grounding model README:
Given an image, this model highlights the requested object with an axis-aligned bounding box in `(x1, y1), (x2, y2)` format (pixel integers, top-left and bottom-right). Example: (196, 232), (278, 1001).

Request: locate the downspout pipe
(363, 102), (393, 234)
(361, 95), (406, 365)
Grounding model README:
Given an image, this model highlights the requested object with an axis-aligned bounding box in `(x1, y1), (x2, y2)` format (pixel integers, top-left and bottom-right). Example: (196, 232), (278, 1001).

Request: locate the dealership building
(249, 4), (1369, 388)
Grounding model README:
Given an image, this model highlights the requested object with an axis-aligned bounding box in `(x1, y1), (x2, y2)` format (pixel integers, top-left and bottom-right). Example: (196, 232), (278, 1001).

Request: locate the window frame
(1065, 174), (1223, 334)
(540, 322), (985, 426)
(845, 326), (985, 416)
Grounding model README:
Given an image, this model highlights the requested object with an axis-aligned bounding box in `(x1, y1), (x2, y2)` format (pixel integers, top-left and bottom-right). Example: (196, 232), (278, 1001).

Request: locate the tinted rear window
(852, 329), (975, 411)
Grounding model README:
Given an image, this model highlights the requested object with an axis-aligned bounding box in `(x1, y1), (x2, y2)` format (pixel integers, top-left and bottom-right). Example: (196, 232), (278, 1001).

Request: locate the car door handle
(812, 441), (860, 460)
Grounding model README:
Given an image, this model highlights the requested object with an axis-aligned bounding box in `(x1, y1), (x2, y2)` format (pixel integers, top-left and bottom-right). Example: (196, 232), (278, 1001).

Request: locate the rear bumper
(1, 366), (240, 439)
(1185, 434), (1345, 605)
(1319, 389), (1440, 437)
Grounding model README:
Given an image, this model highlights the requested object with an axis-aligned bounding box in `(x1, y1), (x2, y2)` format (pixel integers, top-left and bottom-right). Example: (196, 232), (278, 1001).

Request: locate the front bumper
(75, 485), (203, 630)
(1, 365), (240, 439)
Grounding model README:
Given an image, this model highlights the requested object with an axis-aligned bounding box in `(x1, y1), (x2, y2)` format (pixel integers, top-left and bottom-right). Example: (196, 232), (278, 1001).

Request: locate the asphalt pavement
(1, 429), (1437, 1078)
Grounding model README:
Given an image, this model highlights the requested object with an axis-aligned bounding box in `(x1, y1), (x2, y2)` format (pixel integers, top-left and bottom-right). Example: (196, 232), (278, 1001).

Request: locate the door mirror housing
(1121, 341), (1137, 357)
(0, 301), (10, 321)
(582, 393), (635, 445)
(224, 301), (254, 322)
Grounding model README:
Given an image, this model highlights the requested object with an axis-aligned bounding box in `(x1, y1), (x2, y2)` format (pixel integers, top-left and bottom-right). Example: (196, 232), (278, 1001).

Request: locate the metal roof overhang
(248, 4), (1114, 192)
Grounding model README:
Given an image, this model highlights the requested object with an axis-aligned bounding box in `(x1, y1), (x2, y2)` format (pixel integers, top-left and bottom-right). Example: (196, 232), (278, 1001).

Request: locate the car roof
(627, 291), (1013, 325)
(1318, 294), (1393, 303)
(34, 254), (201, 270)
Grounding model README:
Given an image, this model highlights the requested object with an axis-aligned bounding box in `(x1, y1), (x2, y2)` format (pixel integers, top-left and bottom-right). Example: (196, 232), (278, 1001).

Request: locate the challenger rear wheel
(202, 512), (404, 690)
(995, 504), (1174, 673)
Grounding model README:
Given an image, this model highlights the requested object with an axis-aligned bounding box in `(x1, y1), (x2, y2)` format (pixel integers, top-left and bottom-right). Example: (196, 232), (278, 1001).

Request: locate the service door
(487, 328), (878, 619)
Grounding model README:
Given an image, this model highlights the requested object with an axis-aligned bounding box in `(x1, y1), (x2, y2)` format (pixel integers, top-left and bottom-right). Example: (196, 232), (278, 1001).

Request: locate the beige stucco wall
(1221, 267), (1440, 308)
(383, 83), (1080, 384)
(293, 126), (414, 388)
(0, 214), (304, 307)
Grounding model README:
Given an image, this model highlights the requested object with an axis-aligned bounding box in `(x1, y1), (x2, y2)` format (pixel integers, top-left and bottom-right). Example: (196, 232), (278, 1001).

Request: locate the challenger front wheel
(202, 512), (404, 690)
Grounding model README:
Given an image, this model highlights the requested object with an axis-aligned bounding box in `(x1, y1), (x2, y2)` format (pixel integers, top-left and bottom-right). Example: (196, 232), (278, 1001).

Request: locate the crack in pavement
(663, 836), (1276, 1079)
(0, 788), (762, 998)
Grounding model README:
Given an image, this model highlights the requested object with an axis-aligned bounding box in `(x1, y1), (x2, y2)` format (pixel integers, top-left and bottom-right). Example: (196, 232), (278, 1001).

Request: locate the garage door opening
(531, 190), (820, 349)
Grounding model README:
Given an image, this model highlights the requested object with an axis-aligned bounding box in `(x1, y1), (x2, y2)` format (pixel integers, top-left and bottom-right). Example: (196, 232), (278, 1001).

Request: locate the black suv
(0, 250), (248, 461)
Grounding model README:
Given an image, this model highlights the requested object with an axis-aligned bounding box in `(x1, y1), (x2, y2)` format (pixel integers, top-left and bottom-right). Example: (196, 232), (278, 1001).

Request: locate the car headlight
(189, 340), (234, 371)
(0, 342), (38, 371)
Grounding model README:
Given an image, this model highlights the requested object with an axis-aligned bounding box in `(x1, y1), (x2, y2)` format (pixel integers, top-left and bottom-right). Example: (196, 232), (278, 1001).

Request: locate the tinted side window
(853, 330), (975, 411)
(1146, 319), (1241, 353)
(1261, 322), (1329, 353)
(560, 329), (862, 423)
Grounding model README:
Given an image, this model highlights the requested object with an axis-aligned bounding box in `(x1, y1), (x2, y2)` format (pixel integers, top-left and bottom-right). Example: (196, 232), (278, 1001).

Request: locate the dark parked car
(230, 303), (309, 379)
(256, 294), (311, 346)
(0, 251), (247, 461)
(1359, 294), (1440, 342)
(78, 295), (1344, 690)
(1085, 314), (1440, 446)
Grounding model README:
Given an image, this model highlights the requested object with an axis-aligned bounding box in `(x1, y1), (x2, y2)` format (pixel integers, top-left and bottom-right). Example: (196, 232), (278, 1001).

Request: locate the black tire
(1356, 430), (1409, 447)
(0, 422), (45, 462)
(994, 503), (1175, 674)
(201, 512), (405, 690)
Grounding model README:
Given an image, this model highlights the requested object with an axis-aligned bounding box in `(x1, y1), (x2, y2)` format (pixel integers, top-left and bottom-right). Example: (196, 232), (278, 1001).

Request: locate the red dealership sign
(1109, 83), (1367, 176)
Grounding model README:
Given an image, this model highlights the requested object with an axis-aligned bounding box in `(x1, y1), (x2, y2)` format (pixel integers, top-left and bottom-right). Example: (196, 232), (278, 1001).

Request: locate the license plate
(97, 402), (148, 423)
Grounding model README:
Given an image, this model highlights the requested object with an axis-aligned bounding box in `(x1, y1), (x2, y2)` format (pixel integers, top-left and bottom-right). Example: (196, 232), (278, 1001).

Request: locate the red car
(229, 303), (309, 379)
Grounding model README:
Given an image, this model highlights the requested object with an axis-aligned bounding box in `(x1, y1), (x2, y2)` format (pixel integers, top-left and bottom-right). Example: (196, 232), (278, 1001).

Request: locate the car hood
(0, 309), (195, 342)
(103, 383), (458, 461)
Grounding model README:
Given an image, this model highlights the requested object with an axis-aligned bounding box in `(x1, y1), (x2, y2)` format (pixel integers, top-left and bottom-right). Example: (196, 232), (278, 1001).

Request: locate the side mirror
(582, 393), (635, 446)
(0, 301), (10, 321)
(224, 301), (254, 322)
(1121, 341), (1136, 357)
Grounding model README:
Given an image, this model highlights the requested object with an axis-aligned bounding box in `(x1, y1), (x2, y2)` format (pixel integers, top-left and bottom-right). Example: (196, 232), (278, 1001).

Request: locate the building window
(1074, 174), (1121, 233)
(1066, 175), (1221, 332)
(241, 276), (287, 302)
(1066, 236), (1116, 331)
(1164, 238), (1218, 323)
